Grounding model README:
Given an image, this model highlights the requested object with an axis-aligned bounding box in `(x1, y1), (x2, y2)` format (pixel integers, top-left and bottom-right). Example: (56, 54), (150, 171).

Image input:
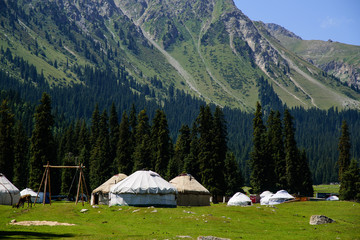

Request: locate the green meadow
(0, 200), (359, 239)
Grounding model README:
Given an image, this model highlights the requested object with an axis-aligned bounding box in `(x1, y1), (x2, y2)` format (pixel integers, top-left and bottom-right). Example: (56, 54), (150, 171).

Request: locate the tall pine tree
(12, 120), (28, 189)
(249, 102), (268, 194)
(132, 109), (151, 171)
(338, 120), (351, 181)
(29, 93), (55, 190)
(339, 159), (360, 201)
(115, 111), (133, 175)
(0, 99), (14, 181)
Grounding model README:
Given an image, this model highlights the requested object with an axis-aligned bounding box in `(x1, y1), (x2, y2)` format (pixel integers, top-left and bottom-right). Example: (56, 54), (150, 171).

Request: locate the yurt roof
(93, 173), (127, 194)
(20, 188), (38, 196)
(0, 173), (19, 194)
(169, 174), (210, 195)
(110, 170), (177, 195)
(269, 190), (294, 200)
(227, 192), (252, 205)
(260, 190), (273, 198)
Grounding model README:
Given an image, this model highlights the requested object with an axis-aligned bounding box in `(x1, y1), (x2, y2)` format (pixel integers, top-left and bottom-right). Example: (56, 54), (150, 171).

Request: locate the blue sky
(233, 0), (360, 46)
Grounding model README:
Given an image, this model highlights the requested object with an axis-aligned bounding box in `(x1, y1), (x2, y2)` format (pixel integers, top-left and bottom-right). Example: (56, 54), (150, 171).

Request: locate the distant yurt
(20, 188), (38, 203)
(170, 174), (211, 206)
(326, 195), (339, 201)
(91, 173), (127, 205)
(260, 191), (273, 198)
(0, 173), (20, 205)
(109, 170), (177, 207)
(260, 193), (274, 205)
(227, 192), (252, 206)
(268, 190), (295, 205)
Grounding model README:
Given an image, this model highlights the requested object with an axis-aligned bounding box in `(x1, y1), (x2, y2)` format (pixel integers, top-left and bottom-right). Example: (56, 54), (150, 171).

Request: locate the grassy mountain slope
(1, 0), (360, 111)
(263, 22), (360, 88)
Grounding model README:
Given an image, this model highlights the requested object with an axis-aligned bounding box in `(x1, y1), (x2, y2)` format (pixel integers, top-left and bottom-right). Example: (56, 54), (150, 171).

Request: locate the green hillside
(1, 0), (359, 112)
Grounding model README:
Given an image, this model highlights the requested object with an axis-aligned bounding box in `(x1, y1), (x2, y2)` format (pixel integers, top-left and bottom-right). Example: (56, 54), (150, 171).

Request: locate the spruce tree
(249, 102), (267, 194)
(151, 109), (172, 177)
(132, 109), (151, 171)
(29, 93), (55, 190)
(90, 104), (100, 146)
(197, 105), (216, 197)
(109, 102), (120, 173)
(224, 152), (243, 196)
(90, 110), (111, 189)
(0, 99), (14, 181)
(173, 124), (191, 174)
(212, 106), (227, 196)
(12, 120), (29, 189)
(339, 159), (360, 201)
(284, 109), (301, 194)
(77, 120), (90, 193)
(267, 110), (285, 191)
(338, 120), (351, 181)
(115, 111), (133, 175)
(183, 122), (200, 179)
(298, 149), (314, 196)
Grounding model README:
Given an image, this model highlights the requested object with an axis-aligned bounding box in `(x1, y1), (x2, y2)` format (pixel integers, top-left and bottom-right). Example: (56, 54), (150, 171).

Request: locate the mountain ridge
(0, 0), (359, 111)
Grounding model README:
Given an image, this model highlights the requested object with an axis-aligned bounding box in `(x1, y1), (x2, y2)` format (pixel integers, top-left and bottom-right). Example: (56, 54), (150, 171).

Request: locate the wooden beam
(42, 165), (85, 169)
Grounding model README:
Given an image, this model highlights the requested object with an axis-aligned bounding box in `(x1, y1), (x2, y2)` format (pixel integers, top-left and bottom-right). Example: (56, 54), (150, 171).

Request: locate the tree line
(0, 93), (242, 201)
(250, 102), (313, 196)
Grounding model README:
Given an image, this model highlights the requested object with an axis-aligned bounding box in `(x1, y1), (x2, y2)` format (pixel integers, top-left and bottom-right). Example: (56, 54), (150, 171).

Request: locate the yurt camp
(91, 173), (127, 205)
(0, 173), (20, 205)
(268, 190), (295, 205)
(227, 192), (252, 206)
(169, 173), (211, 206)
(109, 170), (177, 207)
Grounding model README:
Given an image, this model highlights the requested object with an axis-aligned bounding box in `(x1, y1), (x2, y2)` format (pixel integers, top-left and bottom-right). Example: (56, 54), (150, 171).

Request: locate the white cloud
(320, 16), (339, 28)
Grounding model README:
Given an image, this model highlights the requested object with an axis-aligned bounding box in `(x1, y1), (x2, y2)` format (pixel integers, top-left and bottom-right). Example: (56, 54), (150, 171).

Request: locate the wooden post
(43, 163), (49, 205)
(75, 164), (81, 205)
(34, 166), (47, 206)
(48, 166), (51, 205)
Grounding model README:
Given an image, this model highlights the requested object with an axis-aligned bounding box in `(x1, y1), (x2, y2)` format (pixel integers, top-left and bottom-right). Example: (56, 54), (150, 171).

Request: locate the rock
(10, 219), (16, 223)
(309, 215), (335, 225)
(198, 236), (230, 240)
(92, 205), (99, 208)
(80, 209), (88, 213)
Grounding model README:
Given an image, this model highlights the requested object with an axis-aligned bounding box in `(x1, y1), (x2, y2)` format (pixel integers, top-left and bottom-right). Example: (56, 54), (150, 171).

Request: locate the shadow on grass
(0, 231), (76, 239)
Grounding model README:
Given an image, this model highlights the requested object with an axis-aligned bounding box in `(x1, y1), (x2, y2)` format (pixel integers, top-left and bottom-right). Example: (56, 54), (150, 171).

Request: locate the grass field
(0, 200), (359, 239)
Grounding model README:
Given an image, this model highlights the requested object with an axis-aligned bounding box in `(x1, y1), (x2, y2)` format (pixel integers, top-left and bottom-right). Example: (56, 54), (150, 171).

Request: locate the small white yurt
(91, 173), (127, 205)
(20, 188), (39, 203)
(0, 173), (20, 205)
(227, 192), (252, 206)
(326, 195), (339, 201)
(260, 193), (274, 205)
(260, 191), (273, 198)
(109, 170), (177, 207)
(170, 173), (211, 206)
(268, 190), (294, 205)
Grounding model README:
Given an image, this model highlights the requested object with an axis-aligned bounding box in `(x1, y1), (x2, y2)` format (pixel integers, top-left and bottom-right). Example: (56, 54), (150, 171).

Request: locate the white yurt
(20, 188), (38, 203)
(326, 195), (339, 201)
(260, 190), (273, 198)
(227, 192), (252, 206)
(170, 173), (211, 206)
(109, 170), (177, 207)
(268, 190), (294, 205)
(260, 193), (274, 205)
(0, 173), (20, 205)
(91, 173), (127, 205)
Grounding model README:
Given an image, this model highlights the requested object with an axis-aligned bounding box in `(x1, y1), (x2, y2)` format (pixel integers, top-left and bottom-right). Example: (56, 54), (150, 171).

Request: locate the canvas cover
(0, 173), (20, 205)
(326, 195), (339, 201)
(91, 173), (127, 205)
(260, 191), (273, 198)
(268, 190), (294, 205)
(170, 174), (211, 206)
(109, 170), (177, 207)
(227, 192), (252, 206)
(260, 193), (274, 205)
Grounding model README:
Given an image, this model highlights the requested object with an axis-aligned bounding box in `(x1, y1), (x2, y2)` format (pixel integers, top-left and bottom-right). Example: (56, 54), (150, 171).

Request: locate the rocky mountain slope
(263, 22), (360, 89)
(1, 0), (360, 111)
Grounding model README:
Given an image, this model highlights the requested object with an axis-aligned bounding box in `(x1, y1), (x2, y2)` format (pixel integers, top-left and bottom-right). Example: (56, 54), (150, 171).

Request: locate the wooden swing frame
(34, 162), (89, 206)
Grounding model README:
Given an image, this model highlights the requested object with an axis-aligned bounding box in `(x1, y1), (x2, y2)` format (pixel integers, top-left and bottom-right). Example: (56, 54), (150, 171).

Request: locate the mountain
(0, 0), (360, 112)
(263, 22), (360, 89)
